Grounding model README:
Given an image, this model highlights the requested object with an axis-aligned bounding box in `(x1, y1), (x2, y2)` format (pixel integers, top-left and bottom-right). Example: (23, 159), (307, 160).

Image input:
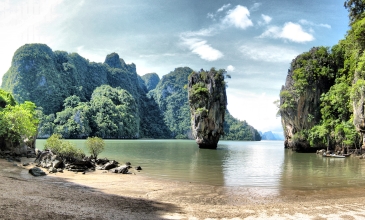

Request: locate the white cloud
(240, 44), (299, 63)
(250, 3), (262, 12)
(258, 14), (272, 26)
(223, 5), (253, 30)
(182, 38), (223, 61)
(227, 65), (235, 72)
(76, 46), (109, 63)
(260, 22), (314, 43)
(207, 12), (215, 20)
(217, 3), (231, 12)
(299, 19), (331, 29)
(180, 27), (216, 38)
(262, 14), (272, 24)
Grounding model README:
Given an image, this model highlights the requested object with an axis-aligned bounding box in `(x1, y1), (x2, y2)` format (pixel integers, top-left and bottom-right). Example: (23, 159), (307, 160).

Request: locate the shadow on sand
(0, 159), (183, 220)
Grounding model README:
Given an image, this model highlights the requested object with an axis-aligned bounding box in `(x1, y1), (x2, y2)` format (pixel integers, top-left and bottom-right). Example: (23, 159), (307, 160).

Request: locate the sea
(35, 139), (365, 191)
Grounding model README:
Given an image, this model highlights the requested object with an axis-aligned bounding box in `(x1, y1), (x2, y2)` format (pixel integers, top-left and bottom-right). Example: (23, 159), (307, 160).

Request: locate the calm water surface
(36, 139), (365, 190)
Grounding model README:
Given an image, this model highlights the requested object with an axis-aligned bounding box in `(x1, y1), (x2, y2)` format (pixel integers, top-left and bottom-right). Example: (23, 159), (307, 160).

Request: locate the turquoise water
(36, 139), (365, 189)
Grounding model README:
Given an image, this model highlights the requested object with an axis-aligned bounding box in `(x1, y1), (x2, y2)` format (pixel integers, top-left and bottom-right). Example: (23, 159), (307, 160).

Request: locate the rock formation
(352, 79), (365, 150)
(188, 68), (227, 149)
(279, 47), (335, 152)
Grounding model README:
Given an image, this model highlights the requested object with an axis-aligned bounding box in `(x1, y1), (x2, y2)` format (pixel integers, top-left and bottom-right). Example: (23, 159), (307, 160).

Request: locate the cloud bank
(182, 38), (223, 61)
(260, 22), (314, 43)
(223, 5), (253, 30)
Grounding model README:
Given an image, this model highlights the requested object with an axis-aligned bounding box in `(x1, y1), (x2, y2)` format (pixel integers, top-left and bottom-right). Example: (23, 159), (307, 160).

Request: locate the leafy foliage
(278, 5), (365, 150)
(2, 44), (260, 141)
(141, 73), (160, 91)
(0, 89), (39, 149)
(44, 134), (85, 161)
(344, 0), (365, 23)
(86, 136), (105, 159)
(223, 111), (261, 141)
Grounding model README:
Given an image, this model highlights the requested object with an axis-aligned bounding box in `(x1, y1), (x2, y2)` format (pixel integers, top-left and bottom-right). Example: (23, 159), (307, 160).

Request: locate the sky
(0, 0), (349, 134)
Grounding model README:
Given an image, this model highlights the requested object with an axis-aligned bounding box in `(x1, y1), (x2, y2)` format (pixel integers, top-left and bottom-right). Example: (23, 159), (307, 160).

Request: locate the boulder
(95, 158), (109, 165)
(52, 159), (64, 169)
(102, 160), (118, 170)
(114, 165), (129, 174)
(71, 160), (94, 168)
(29, 167), (46, 177)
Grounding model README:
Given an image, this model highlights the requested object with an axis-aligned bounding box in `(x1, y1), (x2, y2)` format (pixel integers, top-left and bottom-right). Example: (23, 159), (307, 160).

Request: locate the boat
(322, 153), (346, 158)
(331, 154), (345, 158)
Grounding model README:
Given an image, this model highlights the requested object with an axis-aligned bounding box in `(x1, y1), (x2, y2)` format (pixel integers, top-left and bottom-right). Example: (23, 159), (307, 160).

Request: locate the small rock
(29, 167), (46, 177)
(22, 162), (30, 166)
(135, 166), (142, 170)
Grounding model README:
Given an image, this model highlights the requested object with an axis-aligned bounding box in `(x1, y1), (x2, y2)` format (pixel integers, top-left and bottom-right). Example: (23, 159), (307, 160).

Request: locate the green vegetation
(223, 111), (261, 141)
(38, 85), (140, 139)
(44, 134), (84, 161)
(86, 137), (105, 159)
(2, 46), (169, 139)
(0, 89), (38, 149)
(151, 67), (260, 141)
(141, 73), (160, 91)
(149, 67), (193, 139)
(2, 45), (260, 141)
(279, 1), (365, 150)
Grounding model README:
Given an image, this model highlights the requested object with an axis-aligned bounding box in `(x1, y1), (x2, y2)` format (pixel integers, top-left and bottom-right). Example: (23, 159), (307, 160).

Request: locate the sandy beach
(1, 158), (365, 219)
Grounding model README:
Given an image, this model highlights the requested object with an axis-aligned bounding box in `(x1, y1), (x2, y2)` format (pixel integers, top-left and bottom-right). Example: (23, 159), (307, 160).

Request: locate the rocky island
(188, 68), (227, 149)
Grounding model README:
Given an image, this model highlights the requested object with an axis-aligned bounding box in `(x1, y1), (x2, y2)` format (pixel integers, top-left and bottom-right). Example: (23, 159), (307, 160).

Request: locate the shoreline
(2, 158), (365, 219)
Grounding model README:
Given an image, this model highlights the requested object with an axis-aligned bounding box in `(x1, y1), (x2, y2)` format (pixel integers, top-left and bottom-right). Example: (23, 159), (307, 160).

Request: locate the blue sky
(0, 0), (349, 134)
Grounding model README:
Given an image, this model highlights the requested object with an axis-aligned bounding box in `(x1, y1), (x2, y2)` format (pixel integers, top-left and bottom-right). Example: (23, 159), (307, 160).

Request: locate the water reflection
(36, 139), (365, 191)
(219, 141), (284, 187)
(280, 149), (365, 190)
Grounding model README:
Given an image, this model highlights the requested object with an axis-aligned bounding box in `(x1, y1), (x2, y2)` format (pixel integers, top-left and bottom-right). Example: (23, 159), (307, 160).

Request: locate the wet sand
(1, 158), (365, 219)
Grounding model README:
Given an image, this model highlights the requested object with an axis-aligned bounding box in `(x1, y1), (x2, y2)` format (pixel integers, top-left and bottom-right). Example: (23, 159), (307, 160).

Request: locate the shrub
(86, 136), (105, 159)
(44, 133), (85, 161)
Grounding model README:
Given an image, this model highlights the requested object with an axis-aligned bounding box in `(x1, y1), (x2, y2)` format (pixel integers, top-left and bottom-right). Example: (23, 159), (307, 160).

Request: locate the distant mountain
(2, 44), (170, 139)
(141, 73), (160, 91)
(2, 43), (261, 141)
(149, 67), (261, 141)
(261, 131), (284, 140)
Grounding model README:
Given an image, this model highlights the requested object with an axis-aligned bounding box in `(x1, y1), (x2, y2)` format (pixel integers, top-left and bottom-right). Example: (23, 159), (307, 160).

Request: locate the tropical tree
(85, 136), (105, 159)
(44, 134), (84, 161)
(0, 100), (39, 148)
(344, 0), (365, 23)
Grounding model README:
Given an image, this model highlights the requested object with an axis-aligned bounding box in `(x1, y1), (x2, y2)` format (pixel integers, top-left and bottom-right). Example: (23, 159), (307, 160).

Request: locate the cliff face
(188, 69), (227, 149)
(1, 44), (169, 139)
(148, 67), (193, 139)
(352, 79), (365, 147)
(279, 47), (335, 152)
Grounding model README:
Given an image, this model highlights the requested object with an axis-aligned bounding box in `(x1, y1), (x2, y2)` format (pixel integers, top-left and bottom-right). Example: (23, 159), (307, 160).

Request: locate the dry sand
(1, 158), (365, 219)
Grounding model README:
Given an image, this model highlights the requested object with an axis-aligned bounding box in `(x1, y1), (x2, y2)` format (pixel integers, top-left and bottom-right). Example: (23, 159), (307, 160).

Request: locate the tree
(344, 0), (365, 23)
(44, 134), (84, 161)
(86, 137), (105, 159)
(0, 101), (39, 148)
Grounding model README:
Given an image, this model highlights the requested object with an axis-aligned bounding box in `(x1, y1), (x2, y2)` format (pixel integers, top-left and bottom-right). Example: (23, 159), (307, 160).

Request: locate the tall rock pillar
(188, 68), (227, 149)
